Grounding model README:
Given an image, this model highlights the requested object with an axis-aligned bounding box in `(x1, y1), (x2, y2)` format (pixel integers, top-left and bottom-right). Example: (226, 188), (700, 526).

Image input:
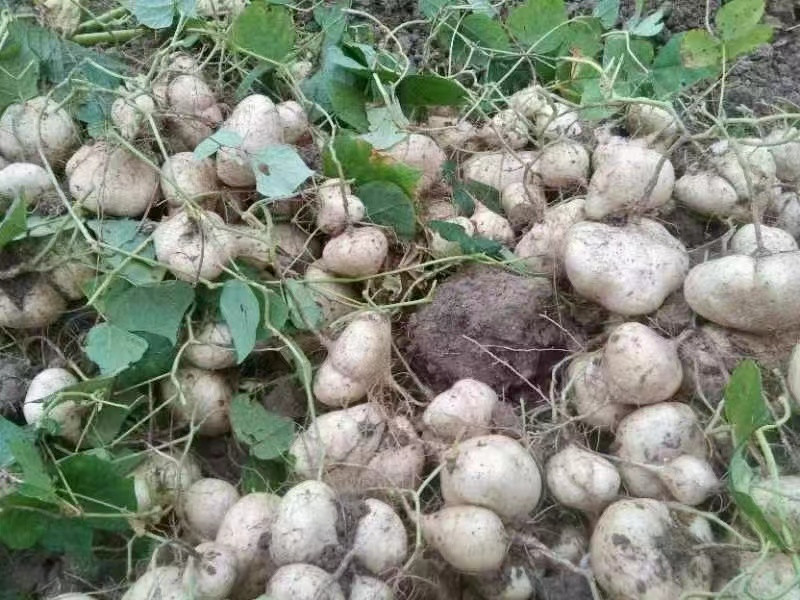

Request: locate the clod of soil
(405, 265), (578, 394)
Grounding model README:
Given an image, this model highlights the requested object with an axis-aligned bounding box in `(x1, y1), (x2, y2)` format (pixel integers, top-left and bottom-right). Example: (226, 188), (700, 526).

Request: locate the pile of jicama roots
(9, 49), (800, 600)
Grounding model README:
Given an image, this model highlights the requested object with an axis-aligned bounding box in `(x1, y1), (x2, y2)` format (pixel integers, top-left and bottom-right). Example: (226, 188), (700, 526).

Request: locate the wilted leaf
(724, 359), (770, 445)
(507, 0), (567, 53)
(252, 144), (314, 199)
(84, 324), (149, 375)
(104, 281), (195, 344)
(356, 180), (417, 239)
(230, 395), (295, 461)
(0, 198), (27, 248)
(323, 133), (421, 197)
(681, 29), (722, 68)
(284, 279), (323, 331)
(230, 0), (295, 63)
(220, 280), (260, 363)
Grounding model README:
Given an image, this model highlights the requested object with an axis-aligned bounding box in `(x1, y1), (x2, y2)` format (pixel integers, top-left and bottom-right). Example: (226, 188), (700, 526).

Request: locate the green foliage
(507, 0), (566, 53)
(87, 219), (165, 285)
(230, 0), (295, 63)
(356, 181), (417, 240)
(323, 133), (421, 197)
(284, 279), (323, 331)
(251, 145), (314, 199)
(723, 360), (785, 547)
(396, 74), (468, 107)
(219, 280), (260, 363)
(84, 324), (149, 375)
(724, 359), (770, 445)
(0, 20), (127, 129)
(0, 199), (27, 249)
(102, 281), (195, 344)
(230, 394), (295, 461)
(131, 0), (196, 29)
(193, 129), (244, 160)
(428, 220), (503, 257)
(681, 0), (772, 68)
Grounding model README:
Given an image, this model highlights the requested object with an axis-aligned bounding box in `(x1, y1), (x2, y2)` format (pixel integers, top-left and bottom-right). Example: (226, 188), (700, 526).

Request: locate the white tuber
(321, 227), (388, 278)
(315, 179), (365, 234)
(440, 434), (541, 520)
(180, 478), (241, 540)
(422, 505), (509, 573)
(422, 378), (497, 441)
(23, 367), (81, 443)
(546, 445), (620, 513)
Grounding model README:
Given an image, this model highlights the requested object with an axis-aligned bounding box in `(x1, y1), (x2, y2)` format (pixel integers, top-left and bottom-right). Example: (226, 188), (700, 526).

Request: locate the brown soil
(404, 264), (580, 396)
(0, 354), (32, 418)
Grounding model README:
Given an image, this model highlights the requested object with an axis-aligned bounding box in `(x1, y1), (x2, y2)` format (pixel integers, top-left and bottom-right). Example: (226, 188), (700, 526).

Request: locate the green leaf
(115, 333), (177, 390)
(0, 417), (56, 503)
(681, 29), (722, 68)
(85, 391), (140, 447)
(560, 17), (604, 58)
(87, 219), (165, 285)
(453, 180), (502, 215)
(360, 107), (407, 150)
(59, 454), (136, 531)
(729, 448), (784, 547)
(0, 198), (27, 249)
(396, 74), (467, 107)
(603, 35), (654, 95)
(456, 13), (512, 65)
(593, 0), (619, 28)
(284, 279), (323, 331)
(251, 145), (314, 199)
(39, 517), (94, 560)
(241, 455), (289, 493)
(104, 281), (195, 344)
(651, 33), (718, 96)
(220, 280), (260, 364)
(328, 79), (370, 131)
(0, 495), (48, 549)
(724, 359), (770, 445)
(0, 41), (39, 112)
(355, 181), (417, 239)
(230, 0), (295, 63)
(314, 2), (347, 48)
(716, 0), (765, 42)
(84, 324), (149, 375)
(628, 8), (665, 37)
(419, 0), (454, 19)
(323, 133), (421, 197)
(193, 129), (244, 160)
(265, 289), (289, 331)
(131, 0), (196, 28)
(723, 24), (773, 60)
(230, 395), (295, 461)
(428, 220), (503, 257)
(507, 0), (567, 53)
